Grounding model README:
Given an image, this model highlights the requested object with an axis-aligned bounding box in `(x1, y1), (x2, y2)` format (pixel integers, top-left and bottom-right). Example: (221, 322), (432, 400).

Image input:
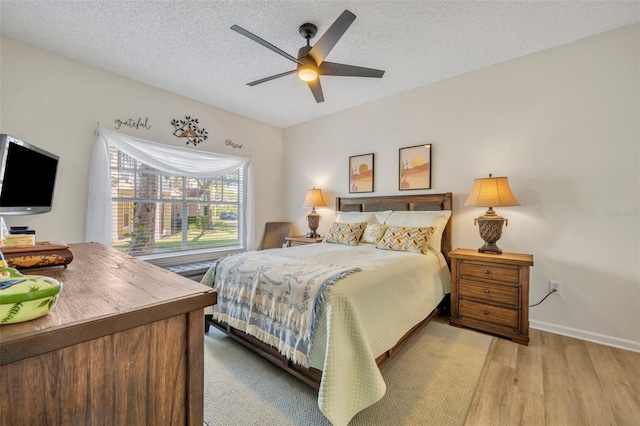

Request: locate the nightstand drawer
(458, 261), (519, 284)
(458, 279), (519, 306)
(458, 299), (518, 328)
(285, 236), (324, 247)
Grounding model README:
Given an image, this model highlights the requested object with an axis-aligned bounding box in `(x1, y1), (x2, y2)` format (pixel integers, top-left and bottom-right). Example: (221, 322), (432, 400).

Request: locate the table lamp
(464, 174), (520, 254)
(303, 188), (327, 238)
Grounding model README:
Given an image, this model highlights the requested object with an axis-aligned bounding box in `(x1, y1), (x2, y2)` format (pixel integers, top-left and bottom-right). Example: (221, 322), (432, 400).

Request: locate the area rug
(203, 319), (493, 426)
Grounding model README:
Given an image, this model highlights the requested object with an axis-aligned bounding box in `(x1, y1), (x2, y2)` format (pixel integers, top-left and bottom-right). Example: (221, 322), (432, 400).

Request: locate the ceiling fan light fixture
(232, 10), (384, 102)
(297, 66), (318, 82)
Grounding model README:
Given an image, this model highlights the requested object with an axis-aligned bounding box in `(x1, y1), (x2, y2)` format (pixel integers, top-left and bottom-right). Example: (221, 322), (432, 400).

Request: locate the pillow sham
(375, 225), (435, 255)
(383, 210), (451, 252)
(335, 211), (375, 224)
(360, 223), (387, 244)
(372, 210), (393, 224)
(324, 222), (367, 246)
(335, 210), (392, 224)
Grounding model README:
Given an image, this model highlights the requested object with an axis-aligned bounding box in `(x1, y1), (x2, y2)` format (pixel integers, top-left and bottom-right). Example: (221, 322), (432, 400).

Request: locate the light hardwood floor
(464, 327), (640, 425)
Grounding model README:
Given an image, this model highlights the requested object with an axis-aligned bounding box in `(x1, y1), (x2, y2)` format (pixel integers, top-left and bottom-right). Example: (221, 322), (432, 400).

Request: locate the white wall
(283, 24), (640, 348)
(2, 24), (637, 348)
(0, 37), (285, 250)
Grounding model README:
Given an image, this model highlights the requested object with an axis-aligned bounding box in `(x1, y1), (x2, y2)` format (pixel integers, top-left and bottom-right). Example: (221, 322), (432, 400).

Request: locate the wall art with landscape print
(399, 144), (431, 190)
(349, 153), (374, 193)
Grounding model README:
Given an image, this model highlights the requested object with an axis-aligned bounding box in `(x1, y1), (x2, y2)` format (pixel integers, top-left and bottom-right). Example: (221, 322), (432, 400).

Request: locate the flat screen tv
(0, 134), (59, 215)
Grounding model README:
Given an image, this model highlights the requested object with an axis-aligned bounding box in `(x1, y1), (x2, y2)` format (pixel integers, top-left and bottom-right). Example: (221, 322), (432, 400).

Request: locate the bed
(204, 193), (453, 425)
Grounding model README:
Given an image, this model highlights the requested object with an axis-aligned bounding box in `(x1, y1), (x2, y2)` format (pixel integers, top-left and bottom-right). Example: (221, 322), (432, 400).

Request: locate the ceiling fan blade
(318, 61), (385, 78)
(307, 78), (324, 103)
(231, 24), (302, 65)
(308, 10), (356, 65)
(247, 70), (297, 86)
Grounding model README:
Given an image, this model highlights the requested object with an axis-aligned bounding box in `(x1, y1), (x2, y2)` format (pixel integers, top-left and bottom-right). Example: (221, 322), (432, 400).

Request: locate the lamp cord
(529, 289), (557, 307)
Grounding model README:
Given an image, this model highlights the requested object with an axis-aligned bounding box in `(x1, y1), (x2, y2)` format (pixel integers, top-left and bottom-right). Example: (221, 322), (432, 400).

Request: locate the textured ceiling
(1, 1), (639, 128)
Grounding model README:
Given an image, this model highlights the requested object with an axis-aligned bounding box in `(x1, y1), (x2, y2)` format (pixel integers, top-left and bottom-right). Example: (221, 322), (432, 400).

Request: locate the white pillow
(336, 210), (392, 224)
(383, 210), (451, 252)
(361, 223), (388, 244)
(335, 211), (374, 224)
(373, 210), (393, 223)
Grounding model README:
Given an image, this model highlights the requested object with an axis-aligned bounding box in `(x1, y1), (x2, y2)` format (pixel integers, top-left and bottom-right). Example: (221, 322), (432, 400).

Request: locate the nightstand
(285, 235), (324, 247)
(449, 248), (533, 345)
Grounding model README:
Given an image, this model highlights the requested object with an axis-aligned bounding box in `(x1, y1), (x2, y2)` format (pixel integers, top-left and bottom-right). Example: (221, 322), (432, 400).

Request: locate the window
(122, 202), (131, 228)
(86, 128), (253, 262)
(109, 147), (244, 259)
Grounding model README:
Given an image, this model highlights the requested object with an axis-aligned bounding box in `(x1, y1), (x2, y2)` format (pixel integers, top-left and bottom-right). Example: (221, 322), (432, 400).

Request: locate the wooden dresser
(449, 248), (533, 345)
(0, 242), (217, 425)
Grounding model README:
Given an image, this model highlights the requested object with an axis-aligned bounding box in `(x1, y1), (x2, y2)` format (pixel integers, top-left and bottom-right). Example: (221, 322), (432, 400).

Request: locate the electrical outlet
(549, 280), (562, 295)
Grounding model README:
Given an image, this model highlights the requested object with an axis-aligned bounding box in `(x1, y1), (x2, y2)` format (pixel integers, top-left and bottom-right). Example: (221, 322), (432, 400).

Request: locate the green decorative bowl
(0, 264), (63, 324)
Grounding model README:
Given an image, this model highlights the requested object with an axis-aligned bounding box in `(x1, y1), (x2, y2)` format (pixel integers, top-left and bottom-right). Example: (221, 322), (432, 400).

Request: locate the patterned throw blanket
(207, 251), (361, 368)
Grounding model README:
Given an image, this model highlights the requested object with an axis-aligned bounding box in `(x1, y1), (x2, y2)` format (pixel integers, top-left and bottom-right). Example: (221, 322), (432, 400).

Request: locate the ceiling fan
(231, 9), (385, 103)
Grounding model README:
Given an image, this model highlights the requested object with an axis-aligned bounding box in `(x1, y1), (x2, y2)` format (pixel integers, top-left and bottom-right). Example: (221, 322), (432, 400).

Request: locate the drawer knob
(484, 310), (490, 315)
(484, 269), (490, 274)
(484, 289), (490, 294)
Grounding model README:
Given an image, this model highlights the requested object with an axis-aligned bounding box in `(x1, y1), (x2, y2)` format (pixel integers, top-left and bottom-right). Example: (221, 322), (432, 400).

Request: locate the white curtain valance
(97, 128), (249, 177)
(85, 128), (254, 250)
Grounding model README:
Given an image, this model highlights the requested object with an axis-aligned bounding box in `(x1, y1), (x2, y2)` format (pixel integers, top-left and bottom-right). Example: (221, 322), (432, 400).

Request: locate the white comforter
(208, 242), (450, 426)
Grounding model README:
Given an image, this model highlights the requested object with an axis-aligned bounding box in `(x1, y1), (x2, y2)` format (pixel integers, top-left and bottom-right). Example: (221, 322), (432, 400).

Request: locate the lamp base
(478, 241), (503, 254)
(306, 208), (321, 239)
(474, 210), (507, 255)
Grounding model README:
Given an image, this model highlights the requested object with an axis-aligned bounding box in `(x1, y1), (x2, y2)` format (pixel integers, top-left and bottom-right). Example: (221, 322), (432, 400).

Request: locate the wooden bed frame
(205, 192), (453, 389)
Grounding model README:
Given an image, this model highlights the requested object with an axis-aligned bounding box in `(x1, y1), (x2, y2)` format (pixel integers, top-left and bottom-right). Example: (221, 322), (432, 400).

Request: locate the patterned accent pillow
(384, 210), (451, 252)
(324, 222), (367, 246)
(361, 223), (388, 244)
(375, 226), (435, 254)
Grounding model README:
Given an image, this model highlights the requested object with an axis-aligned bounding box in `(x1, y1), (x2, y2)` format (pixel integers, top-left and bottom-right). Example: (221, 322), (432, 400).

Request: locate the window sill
(163, 261), (215, 281)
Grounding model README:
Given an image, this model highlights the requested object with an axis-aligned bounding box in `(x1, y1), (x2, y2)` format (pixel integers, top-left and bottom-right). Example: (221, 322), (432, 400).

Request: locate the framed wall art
(349, 153), (374, 193)
(399, 144), (431, 190)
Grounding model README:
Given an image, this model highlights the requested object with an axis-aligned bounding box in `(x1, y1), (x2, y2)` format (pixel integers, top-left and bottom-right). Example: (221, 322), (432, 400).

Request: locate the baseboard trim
(530, 320), (640, 353)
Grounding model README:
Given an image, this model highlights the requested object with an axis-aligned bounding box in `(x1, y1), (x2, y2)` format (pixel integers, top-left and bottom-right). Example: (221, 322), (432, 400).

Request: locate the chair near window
(258, 222), (293, 250)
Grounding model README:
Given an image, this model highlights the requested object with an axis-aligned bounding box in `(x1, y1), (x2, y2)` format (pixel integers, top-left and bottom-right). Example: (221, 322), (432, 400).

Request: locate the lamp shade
(464, 175), (520, 208)
(303, 188), (327, 208)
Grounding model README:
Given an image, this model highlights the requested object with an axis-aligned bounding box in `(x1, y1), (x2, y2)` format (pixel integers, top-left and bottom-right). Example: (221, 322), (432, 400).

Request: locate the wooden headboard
(336, 193), (453, 266)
